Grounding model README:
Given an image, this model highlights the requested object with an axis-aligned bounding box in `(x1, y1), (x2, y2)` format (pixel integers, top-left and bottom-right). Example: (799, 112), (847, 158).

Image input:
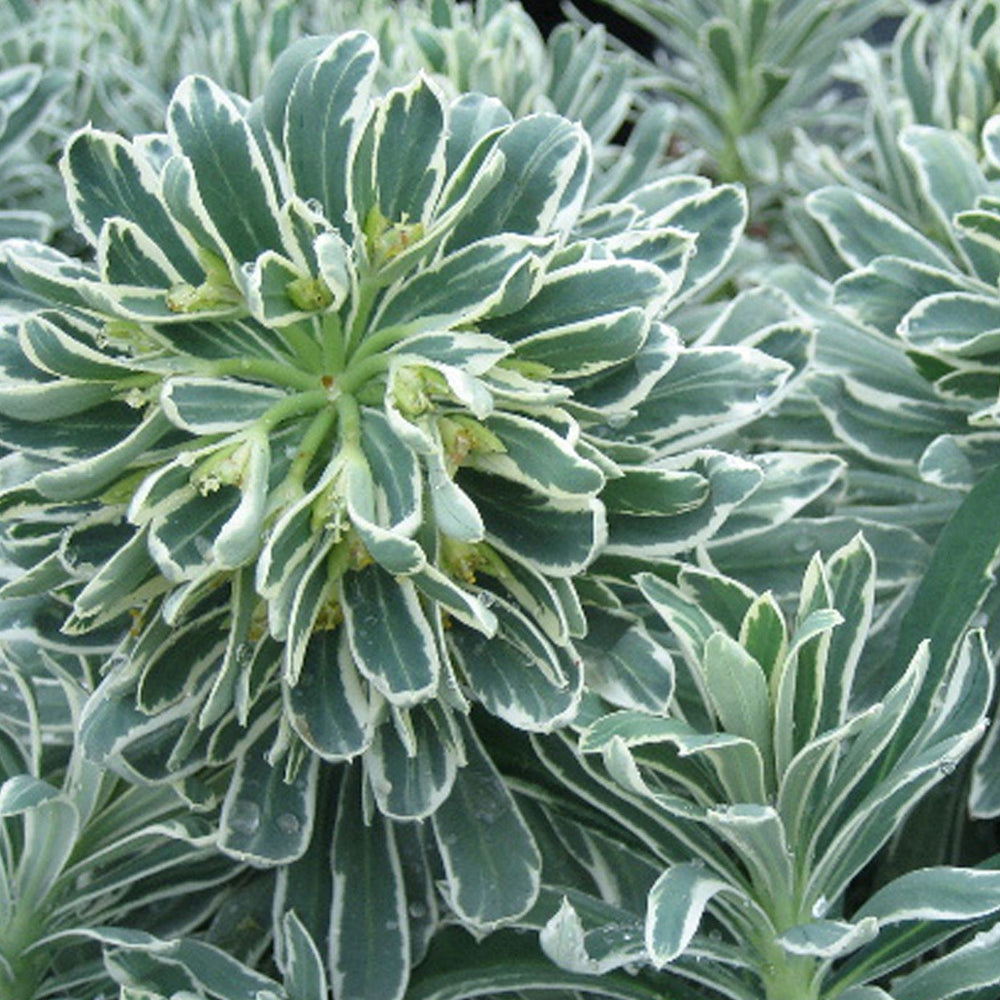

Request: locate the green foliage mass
(1, 2), (1000, 999)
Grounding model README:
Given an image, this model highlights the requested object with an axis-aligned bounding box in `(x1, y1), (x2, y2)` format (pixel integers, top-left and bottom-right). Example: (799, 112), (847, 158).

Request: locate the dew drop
(754, 389), (771, 407)
(605, 412), (631, 430)
(408, 901), (428, 920)
(227, 799), (261, 836)
(476, 590), (496, 608)
(940, 759), (957, 776)
(811, 895), (828, 919)
(177, 450), (197, 468)
(234, 642), (255, 667)
(276, 812), (301, 835)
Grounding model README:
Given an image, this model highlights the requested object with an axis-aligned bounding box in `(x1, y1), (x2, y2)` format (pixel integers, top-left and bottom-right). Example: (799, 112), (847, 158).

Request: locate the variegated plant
(0, 19), (799, 947)
(0, 0), (662, 248)
(530, 533), (1000, 1000)
(0, 659), (238, 1000)
(586, 0), (897, 215)
(792, 0), (1000, 260)
(0, 61), (67, 244)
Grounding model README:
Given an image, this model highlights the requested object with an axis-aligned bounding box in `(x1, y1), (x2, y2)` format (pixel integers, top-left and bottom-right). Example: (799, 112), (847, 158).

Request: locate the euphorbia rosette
(0, 32), (696, 849)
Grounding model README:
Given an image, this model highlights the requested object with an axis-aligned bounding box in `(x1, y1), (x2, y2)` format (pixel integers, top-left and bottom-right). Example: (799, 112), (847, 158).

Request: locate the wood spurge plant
(1, 2), (999, 999)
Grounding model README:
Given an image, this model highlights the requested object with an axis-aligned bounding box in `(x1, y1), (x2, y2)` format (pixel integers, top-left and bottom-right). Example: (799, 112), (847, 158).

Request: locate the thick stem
(761, 953), (818, 1000)
(1, 914), (44, 1000)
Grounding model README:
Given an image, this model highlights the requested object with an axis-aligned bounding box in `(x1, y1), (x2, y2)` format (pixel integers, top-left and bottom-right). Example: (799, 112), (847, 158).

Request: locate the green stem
(286, 405), (339, 489)
(344, 276), (379, 356)
(1, 913), (45, 1000)
(337, 392), (362, 447)
(339, 354), (390, 395)
(279, 320), (323, 370)
(201, 358), (321, 392)
(321, 312), (346, 373)
(347, 321), (415, 365)
(761, 953), (818, 1000)
(257, 389), (329, 432)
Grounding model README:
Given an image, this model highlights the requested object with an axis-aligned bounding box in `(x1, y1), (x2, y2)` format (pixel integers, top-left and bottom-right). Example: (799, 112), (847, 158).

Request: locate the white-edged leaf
(432, 718), (541, 928)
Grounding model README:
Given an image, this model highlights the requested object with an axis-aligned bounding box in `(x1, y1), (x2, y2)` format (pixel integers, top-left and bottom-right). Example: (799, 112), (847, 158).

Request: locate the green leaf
(448, 596), (581, 731)
(486, 259), (668, 378)
(431, 718), (541, 928)
(330, 765), (409, 1000)
(285, 629), (372, 762)
(578, 609), (675, 714)
(819, 534), (876, 730)
(856, 867), (1000, 925)
(219, 721), (318, 865)
(777, 918), (878, 960)
(540, 896), (643, 975)
(900, 124), (996, 280)
(645, 862), (733, 968)
(361, 75), (447, 231)
(377, 236), (544, 333)
(657, 184), (747, 305)
(446, 114), (588, 248)
(893, 921), (1000, 1000)
(625, 346), (792, 453)
(32, 407), (173, 502)
(833, 256), (969, 336)
(901, 292), (1000, 359)
(19, 312), (132, 380)
(601, 467), (708, 518)
(581, 710), (766, 805)
(366, 704), (460, 819)
(886, 463), (1000, 703)
(405, 926), (670, 1000)
(704, 18), (741, 93)
(475, 411), (604, 499)
(739, 593), (787, 682)
(703, 631), (772, 762)
(0, 776), (79, 913)
(62, 128), (199, 279)
(167, 75), (286, 264)
(461, 470), (605, 576)
(282, 911), (328, 1000)
(806, 187), (955, 270)
(280, 31), (379, 243)
(341, 563), (440, 706)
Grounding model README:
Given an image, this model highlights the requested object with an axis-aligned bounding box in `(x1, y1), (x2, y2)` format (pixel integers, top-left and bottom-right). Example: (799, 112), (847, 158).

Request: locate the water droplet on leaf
(276, 812), (301, 835)
(227, 799), (261, 836)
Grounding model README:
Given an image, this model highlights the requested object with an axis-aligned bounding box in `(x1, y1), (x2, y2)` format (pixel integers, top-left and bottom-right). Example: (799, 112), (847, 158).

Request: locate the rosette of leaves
(586, 0), (897, 215)
(792, 0), (1000, 262)
(523, 533), (1000, 1000)
(0, 22), (782, 919)
(794, 112), (1000, 538)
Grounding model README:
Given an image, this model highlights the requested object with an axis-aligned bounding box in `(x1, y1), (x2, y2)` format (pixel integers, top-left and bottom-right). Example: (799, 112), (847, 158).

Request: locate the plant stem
(257, 389), (329, 432)
(201, 358), (321, 392)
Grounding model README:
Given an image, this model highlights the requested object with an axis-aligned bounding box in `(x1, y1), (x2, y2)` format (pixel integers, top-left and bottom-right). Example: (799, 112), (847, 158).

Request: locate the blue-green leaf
(431, 718), (541, 928)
